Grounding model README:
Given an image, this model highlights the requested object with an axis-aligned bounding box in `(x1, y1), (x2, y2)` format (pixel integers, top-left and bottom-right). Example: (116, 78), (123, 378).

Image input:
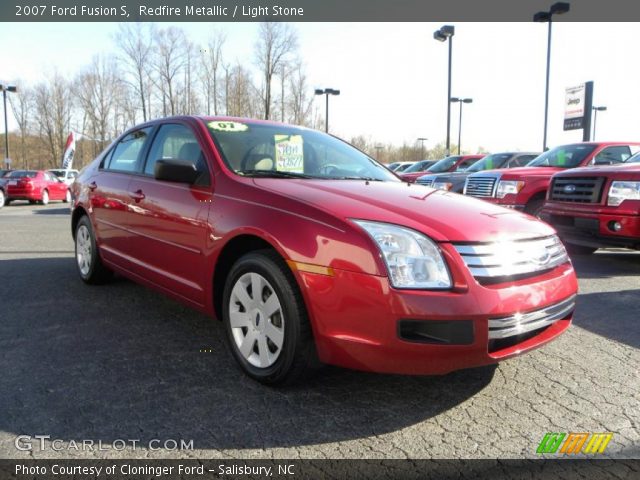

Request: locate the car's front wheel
(0, 189), (5, 208)
(64, 190), (71, 203)
(75, 215), (112, 284)
(40, 189), (49, 205)
(222, 250), (318, 386)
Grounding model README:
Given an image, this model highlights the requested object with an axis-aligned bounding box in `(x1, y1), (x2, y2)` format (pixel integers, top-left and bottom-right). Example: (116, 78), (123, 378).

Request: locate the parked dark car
(400, 155), (483, 183)
(417, 152), (539, 192)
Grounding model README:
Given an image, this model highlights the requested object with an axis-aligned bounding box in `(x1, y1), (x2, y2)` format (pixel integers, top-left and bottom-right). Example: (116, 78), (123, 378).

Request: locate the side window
(104, 128), (152, 172)
(593, 146), (631, 164)
(144, 124), (210, 185)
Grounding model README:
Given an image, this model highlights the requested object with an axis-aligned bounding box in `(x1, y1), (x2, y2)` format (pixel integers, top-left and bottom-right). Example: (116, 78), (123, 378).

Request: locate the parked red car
(541, 153), (640, 254)
(71, 116), (577, 385)
(4, 170), (72, 206)
(464, 142), (640, 216)
(400, 155), (484, 183)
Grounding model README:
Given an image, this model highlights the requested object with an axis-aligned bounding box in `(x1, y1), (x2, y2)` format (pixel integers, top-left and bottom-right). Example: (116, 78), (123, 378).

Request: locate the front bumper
(542, 202), (640, 249)
(296, 254), (577, 375)
(477, 196), (526, 211)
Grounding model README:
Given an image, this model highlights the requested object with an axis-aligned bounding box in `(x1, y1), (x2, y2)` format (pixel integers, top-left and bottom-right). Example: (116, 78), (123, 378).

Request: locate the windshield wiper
(239, 170), (314, 179)
(324, 176), (384, 181)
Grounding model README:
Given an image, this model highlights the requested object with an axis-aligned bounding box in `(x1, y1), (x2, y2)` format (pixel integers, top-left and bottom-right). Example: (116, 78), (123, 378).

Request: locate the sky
(1, 22), (639, 154)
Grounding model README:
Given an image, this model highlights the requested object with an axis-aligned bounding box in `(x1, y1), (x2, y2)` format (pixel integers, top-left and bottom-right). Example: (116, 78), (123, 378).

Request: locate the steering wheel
(318, 164), (341, 176)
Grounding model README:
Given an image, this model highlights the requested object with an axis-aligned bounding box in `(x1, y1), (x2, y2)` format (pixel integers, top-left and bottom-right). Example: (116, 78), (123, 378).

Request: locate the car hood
(554, 163), (640, 176)
(253, 179), (554, 243)
(496, 166), (564, 179)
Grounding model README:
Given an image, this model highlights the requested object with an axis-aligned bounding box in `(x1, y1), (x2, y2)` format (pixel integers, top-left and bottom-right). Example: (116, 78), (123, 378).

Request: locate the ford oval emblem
(531, 247), (551, 266)
(563, 184), (576, 193)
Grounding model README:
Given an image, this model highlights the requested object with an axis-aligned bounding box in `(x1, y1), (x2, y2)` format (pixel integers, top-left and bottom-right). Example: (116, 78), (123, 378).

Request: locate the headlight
(496, 180), (525, 198)
(353, 220), (452, 289)
(608, 181), (640, 206)
(433, 182), (453, 191)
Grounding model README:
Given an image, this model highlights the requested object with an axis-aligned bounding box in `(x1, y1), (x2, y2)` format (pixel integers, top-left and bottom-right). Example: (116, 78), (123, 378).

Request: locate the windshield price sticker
(208, 121), (248, 132)
(275, 135), (304, 173)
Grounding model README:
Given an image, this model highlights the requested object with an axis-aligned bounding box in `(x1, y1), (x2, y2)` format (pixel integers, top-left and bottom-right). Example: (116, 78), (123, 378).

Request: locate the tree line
(4, 22), (480, 170)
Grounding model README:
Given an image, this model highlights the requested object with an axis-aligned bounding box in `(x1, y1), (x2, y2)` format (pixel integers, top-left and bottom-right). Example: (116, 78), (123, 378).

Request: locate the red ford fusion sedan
(71, 116), (578, 385)
(4, 169), (72, 206)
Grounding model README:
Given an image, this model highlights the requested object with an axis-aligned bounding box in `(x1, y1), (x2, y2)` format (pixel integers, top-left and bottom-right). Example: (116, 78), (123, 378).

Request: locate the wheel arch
(71, 206), (89, 239)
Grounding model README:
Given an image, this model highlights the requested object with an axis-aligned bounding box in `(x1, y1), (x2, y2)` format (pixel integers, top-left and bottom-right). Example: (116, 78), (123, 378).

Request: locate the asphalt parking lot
(0, 202), (638, 460)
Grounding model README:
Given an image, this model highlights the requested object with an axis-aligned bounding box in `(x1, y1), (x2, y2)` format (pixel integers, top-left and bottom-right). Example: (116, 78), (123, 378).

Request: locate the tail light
(18, 178), (34, 189)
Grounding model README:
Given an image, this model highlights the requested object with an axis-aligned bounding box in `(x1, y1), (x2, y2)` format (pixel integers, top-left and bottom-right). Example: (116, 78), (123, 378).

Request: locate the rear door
(125, 121), (213, 306)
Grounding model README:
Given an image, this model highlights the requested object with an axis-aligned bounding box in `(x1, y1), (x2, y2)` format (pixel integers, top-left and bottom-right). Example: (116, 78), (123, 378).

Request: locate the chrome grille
(488, 295), (576, 339)
(416, 178), (434, 187)
(550, 176), (605, 203)
(453, 235), (569, 279)
(464, 177), (496, 197)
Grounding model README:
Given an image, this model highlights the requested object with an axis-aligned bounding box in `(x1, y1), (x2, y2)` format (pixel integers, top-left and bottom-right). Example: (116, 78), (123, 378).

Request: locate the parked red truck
(541, 153), (640, 254)
(463, 142), (640, 217)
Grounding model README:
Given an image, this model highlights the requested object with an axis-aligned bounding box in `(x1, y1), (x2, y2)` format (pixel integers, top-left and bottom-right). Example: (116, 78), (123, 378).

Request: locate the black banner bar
(5, 0), (640, 22)
(1, 459), (639, 480)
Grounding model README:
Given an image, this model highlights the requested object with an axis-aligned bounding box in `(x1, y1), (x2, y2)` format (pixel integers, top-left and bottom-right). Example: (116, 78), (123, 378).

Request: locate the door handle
(129, 189), (146, 202)
(88, 181), (98, 191)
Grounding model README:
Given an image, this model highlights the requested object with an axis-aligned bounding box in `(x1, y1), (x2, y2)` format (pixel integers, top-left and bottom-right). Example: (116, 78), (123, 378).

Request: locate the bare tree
(153, 27), (188, 116)
(287, 61), (313, 126)
(199, 29), (226, 115)
(226, 63), (260, 118)
(254, 22), (298, 120)
(7, 82), (34, 168)
(75, 55), (122, 154)
(33, 73), (73, 168)
(114, 23), (155, 122)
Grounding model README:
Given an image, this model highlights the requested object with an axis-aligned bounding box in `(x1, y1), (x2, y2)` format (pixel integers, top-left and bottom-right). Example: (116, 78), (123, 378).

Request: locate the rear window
(626, 152), (640, 164)
(6, 170), (37, 178)
(403, 160), (432, 173)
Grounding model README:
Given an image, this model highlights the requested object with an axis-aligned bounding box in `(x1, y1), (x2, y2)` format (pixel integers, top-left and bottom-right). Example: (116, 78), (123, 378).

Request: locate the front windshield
(207, 120), (398, 181)
(527, 144), (597, 168)
(402, 160), (431, 173)
(465, 154), (511, 173)
(427, 156), (461, 173)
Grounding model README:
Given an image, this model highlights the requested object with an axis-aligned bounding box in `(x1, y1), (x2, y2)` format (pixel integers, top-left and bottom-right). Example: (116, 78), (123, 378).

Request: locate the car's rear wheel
(222, 250), (318, 386)
(75, 215), (112, 284)
(40, 189), (49, 205)
(565, 243), (597, 255)
(64, 190), (71, 203)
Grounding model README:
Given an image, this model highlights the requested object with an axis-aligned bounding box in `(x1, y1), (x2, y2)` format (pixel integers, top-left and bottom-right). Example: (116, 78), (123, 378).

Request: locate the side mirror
(154, 159), (199, 184)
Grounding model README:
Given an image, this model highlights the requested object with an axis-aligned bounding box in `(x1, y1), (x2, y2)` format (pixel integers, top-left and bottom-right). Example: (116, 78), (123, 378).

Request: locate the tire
(64, 190), (71, 203)
(75, 215), (113, 284)
(565, 243), (597, 255)
(222, 250), (318, 386)
(0, 189), (4, 208)
(525, 199), (544, 218)
(28, 200), (36, 205)
(40, 189), (49, 205)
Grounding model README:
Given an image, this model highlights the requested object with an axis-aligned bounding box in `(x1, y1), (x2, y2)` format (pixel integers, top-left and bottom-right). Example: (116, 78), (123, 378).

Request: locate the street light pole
(534, 3), (570, 151)
(450, 98), (473, 155)
(0, 84), (18, 166)
(315, 88), (340, 133)
(417, 137), (428, 159)
(592, 106), (607, 140)
(434, 25), (455, 156)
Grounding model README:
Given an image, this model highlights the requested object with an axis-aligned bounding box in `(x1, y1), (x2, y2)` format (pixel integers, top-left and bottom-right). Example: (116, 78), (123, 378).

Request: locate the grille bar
(550, 176), (605, 204)
(464, 177), (496, 197)
(453, 235), (569, 279)
(488, 295), (576, 339)
(417, 178), (434, 187)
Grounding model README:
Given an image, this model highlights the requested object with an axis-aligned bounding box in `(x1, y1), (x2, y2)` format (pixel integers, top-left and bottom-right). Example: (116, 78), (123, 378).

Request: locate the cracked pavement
(0, 203), (638, 460)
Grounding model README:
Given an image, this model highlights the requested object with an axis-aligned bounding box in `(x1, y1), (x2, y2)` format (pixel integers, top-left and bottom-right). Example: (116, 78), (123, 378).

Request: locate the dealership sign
(563, 81), (594, 135)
